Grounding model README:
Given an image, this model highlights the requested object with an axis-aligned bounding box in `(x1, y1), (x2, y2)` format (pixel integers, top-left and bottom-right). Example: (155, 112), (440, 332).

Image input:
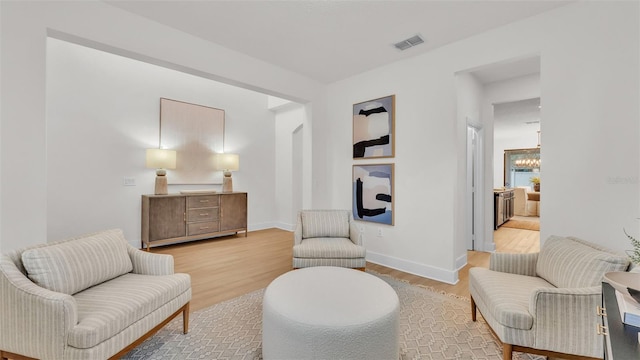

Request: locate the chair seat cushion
(68, 272), (191, 349)
(469, 267), (554, 330)
(293, 238), (366, 259)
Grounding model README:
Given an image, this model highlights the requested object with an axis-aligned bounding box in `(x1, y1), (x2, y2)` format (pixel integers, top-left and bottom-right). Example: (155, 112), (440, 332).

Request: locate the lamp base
(222, 175), (233, 192)
(155, 175), (168, 195)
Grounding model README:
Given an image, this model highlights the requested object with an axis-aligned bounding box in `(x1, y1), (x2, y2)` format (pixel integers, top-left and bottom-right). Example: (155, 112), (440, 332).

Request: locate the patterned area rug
(122, 273), (543, 360)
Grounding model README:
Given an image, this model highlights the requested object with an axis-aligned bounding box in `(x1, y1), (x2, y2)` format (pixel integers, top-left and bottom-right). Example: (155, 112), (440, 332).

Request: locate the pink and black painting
(353, 95), (395, 159)
(352, 164), (394, 225)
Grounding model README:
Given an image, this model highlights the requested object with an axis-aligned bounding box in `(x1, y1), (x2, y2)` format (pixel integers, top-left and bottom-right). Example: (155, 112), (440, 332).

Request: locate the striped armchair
(469, 235), (630, 360)
(0, 229), (191, 360)
(293, 210), (366, 270)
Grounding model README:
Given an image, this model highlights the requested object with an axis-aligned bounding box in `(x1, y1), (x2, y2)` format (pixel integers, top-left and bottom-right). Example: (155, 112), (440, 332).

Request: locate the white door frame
(291, 124), (304, 224)
(466, 120), (484, 251)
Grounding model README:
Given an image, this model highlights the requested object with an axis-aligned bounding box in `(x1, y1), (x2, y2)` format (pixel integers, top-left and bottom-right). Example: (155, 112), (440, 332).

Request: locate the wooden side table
(601, 282), (640, 359)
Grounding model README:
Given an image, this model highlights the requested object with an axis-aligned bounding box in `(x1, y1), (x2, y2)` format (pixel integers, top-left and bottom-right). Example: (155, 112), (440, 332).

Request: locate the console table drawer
(188, 221), (220, 236)
(187, 208), (219, 222)
(187, 195), (219, 209)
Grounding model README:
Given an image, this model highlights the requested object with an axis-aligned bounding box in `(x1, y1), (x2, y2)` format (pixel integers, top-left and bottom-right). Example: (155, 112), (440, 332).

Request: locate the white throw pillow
(536, 235), (629, 288)
(21, 229), (133, 295)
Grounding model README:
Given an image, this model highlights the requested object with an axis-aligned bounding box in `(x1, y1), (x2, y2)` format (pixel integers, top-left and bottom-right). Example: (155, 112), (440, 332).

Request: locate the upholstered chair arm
(294, 212), (303, 245)
(528, 286), (602, 358)
(489, 252), (538, 276)
(0, 256), (77, 359)
(127, 245), (174, 275)
(349, 220), (362, 246)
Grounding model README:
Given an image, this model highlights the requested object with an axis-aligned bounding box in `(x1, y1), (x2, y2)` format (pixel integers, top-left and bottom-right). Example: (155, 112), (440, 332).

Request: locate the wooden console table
(141, 192), (247, 250)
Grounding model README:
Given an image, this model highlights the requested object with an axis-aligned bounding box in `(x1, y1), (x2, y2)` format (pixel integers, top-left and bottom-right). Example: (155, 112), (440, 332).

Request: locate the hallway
(494, 219), (540, 254)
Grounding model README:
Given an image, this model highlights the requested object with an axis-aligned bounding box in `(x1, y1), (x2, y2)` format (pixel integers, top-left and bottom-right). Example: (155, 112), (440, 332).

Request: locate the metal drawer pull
(200, 226), (209, 230)
(597, 324), (608, 336)
(200, 200), (209, 203)
(597, 306), (607, 316)
(200, 213), (209, 216)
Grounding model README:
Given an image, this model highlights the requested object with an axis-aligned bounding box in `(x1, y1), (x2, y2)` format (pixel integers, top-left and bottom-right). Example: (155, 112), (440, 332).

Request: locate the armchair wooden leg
(0, 350), (36, 360)
(503, 343), (513, 360)
(470, 295), (477, 322)
(183, 302), (190, 334)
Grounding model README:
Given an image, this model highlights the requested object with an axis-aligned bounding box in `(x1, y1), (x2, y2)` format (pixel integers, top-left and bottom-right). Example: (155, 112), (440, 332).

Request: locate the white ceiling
(105, 0), (571, 84)
(471, 56), (540, 85)
(494, 97), (541, 140)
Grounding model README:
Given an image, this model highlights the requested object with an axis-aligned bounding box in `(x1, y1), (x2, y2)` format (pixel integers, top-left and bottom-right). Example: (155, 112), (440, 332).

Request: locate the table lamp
(146, 149), (177, 195)
(213, 153), (239, 192)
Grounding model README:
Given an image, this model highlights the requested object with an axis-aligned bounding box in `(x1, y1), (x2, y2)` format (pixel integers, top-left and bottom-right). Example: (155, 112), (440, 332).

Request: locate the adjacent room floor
(495, 215), (540, 253)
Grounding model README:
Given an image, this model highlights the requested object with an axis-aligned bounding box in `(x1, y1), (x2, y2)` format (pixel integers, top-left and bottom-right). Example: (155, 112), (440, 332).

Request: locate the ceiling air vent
(393, 35), (425, 51)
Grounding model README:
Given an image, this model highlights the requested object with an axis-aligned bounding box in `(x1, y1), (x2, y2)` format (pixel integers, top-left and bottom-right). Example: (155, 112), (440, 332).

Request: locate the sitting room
(1, 1), (638, 359)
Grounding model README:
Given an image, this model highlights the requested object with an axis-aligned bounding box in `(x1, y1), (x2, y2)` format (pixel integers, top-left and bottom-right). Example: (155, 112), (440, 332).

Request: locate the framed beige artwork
(160, 98), (225, 184)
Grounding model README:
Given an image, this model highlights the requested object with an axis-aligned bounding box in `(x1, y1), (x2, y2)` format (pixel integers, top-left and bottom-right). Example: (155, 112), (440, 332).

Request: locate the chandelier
(513, 130), (541, 169)
(514, 158), (540, 168)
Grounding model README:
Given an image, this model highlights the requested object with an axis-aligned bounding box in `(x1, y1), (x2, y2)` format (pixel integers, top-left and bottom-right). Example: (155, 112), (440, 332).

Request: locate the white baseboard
(367, 251), (459, 285)
(248, 222), (277, 232)
(270, 222), (295, 232)
(482, 240), (496, 252)
(455, 253), (467, 271)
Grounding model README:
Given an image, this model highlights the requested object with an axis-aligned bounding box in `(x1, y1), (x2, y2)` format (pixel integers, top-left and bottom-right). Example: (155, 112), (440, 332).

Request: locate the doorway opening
(459, 54), (541, 254)
(493, 97), (541, 253)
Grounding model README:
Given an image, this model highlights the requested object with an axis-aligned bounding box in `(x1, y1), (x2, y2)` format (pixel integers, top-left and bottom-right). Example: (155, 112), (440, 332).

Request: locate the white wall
(273, 104), (305, 230)
(46, 38), (277, 246)
(540, 2), (639, 246)
(322, 1), (639, 283)
(326, 59), (461, 284)
(0, 0), (323, 251)
(455, 72), (484, 260)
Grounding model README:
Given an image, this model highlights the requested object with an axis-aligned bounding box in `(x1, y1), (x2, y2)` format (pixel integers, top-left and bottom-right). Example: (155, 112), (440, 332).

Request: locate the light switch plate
(123, 177), (136, 186)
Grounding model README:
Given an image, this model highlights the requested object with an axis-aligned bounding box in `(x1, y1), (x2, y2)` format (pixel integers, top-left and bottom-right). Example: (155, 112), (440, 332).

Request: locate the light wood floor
(152, 227), (539, 311)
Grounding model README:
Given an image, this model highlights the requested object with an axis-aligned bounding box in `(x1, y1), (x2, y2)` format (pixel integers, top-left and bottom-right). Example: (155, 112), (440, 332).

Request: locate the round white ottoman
(262, 266), (399, 360)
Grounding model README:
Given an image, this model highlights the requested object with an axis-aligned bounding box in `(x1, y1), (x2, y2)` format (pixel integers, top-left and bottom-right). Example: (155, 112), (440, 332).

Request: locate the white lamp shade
(213, 153), (239, 171)
(146, 149), (177, 169)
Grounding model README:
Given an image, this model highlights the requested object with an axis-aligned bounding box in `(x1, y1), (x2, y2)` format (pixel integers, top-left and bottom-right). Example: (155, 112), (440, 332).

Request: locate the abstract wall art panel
(160, 98), (225, 184)
(353, 95), (395, 159)
(352, 164), (394, 225)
